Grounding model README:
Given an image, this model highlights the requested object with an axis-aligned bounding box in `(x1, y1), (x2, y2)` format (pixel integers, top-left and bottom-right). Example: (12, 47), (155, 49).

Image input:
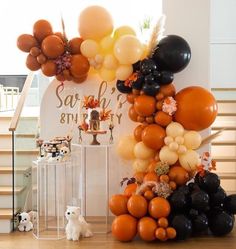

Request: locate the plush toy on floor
(18, 212), (33, 232)
(65, 206), (93, 241)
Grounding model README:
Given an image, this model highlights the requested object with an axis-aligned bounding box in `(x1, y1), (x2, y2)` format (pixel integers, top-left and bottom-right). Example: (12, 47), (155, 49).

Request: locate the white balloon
(169, 142), (179, 152)
(159, 145), (178, 165)
(132, 159), (149, 173)
(80, 39), (100, 58)
(116, 65), (133, 80)
(179, 150), (201, 172)
(116, 135), (137, 160)
(103, 54), (118, 70)
(177, 145), (187, 154)
(184, 131), (202, 150)
(133, 141), (156, 160)
(166, 122), (185, 138)
(175, 136), (185, 145)
(164, 136), (174, 145)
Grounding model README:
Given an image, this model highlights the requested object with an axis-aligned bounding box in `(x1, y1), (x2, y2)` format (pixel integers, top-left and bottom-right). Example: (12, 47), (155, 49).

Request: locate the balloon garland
(16, 5), (236, 243)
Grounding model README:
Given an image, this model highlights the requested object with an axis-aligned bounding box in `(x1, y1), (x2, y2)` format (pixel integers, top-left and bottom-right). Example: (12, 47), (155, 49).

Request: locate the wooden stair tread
(218, 173), (236, 179)
(212, 126), (236, 130)
(212, 141), (236, 146)
(0, 166), (31, 174)
(217, 100), (236, 103)
(0, 149), (38, 153)
(0, 133), (35, 137)
(217, 113), (236, 117)
(0, 208), (19, 219)
(0, 186), (25, 195)
(213, 156), (236, 162)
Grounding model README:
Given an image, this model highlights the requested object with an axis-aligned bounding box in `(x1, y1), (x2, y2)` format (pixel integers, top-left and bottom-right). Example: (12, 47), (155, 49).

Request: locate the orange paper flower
(83, 96), (99, 109)
(99, 109), (111, 121)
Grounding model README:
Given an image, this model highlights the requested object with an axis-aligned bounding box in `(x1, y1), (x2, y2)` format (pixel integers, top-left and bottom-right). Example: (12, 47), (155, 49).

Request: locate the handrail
(8, 72), (34, 131)
(211, 88), (236, 91)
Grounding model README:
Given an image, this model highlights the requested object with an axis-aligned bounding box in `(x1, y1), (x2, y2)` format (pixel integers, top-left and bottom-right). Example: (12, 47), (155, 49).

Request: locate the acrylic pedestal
(32, 157), (81, 240)
(72, 143), (112, 234)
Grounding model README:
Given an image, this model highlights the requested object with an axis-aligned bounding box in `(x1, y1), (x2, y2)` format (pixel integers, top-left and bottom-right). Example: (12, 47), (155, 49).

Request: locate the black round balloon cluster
(168, 171), (236, 240)
(116, 35), (191, 95)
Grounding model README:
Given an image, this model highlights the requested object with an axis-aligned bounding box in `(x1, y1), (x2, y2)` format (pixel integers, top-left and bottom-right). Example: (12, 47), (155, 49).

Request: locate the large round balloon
(174, 86), (218, 131)
(134, 95), (156, 117)
(41, 35), (65, 59)
(33, 19), (53, 42)
(116, 135), (137, 160)
(152, 35), (191, 73)
(78, 6), (113, 40)
(26, 54), (41, 71)
(70, 54), (90, 78)
(41, 60), (57, 77)
(17, 34), (39, 52)
(171, 215), (192, 240)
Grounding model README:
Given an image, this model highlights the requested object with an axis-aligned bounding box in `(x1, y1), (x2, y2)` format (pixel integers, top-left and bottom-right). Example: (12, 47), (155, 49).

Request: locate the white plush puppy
(65, 206), (93, 241)
(18, 212), (33, 232)
(60, 146), (70, 162)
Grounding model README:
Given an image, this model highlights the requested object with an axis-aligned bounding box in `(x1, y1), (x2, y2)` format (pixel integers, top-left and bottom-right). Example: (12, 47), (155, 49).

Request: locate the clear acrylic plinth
(72, 143), (113, 234)
(32, 154), (81, 240)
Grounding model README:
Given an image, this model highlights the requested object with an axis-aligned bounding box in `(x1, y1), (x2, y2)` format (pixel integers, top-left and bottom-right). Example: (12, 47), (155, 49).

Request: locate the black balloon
(191, 190), (209, 211)
(132, 75), (144, 90)
(140, 59), (157, 75)
(188, 182), (201, 193)
(158, 71), (174, 85)
(189, 208), (199, 219)
(199, 172), (220, 193)
(178, 185), (190, 196)
(116, 80), (132, 93)
(132, 61), (141, 71)
(209, 211), (234, 236)
(169, 191), (189, 211)
(192, 213), (208, 234)
(152, 35), (191, 73)
(210, 187), (226, 206)
(224, 194), (236, 214)
(171, 215), (192, 240)
(144, 74), (156, 84)
(142, 82), (160, 96)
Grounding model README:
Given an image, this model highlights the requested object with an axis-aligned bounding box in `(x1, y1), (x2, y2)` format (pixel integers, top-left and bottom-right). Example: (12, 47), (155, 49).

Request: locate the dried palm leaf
(199, 129), (225, 149)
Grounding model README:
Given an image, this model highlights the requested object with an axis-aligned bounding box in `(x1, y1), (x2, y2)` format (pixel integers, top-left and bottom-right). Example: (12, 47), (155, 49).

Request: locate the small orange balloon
(70, 54), (90, 78)
(112, 214), (137, 242)
(37, 53), (47, 64)
(134, 124), (147, 142)
(17, 34), (38, 52)
(174, 86), (218, 131)
(63, 69), (73, 81)
(41, 60), (57, 77)
(160, 83), (176, 97)
(124, 183), (138, 197)
(134, 95), (156, 117)
(166, 227), (177, 239)
(142, 124), (166, 150)
(33, 19), (53, 42)
(138, 217), (157, 241)
(154, 111), (172, 127)
(30, 47), (41, 57)
(26, 54), (41, 71)
(143, 172), (159, 183)
(160, 174), (170, 183)
(54, 32), (66, 42)
(144, 190), (155, 201)
(157, 217), (169, 228)
(68, 37), (83, 54)
(149, 197), (171, 219)
(133, 172), (145, 184)
(127, 93), (136, 104)
(109, 194), (128, 216)
(168, 166), (190, 186)
(155, 227), (167, 241)
(72, 74), (88, 84)
(128, 106), (138, 122)
(41, 35), (65, 59)
(56, 73), (66, 82)
(127, 195), (148, 218)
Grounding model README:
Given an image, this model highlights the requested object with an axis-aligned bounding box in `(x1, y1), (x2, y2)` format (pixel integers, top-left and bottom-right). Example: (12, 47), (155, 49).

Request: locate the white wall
(210, 0), (236, 88)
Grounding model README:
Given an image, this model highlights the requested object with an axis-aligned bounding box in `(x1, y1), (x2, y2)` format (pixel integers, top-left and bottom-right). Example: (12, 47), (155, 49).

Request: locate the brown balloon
(73, 74), (88, 84)
(26, 54), (41, 71)
(54, 32), (66, 42)
(134, 124), (147, 142)
(134, 95), (156, 117)
(30, 47), (41, 57)
(17, 34), (38, 52)
(68, 37), (83, 54)
(33, 19), (53, 42)
(63, 69), (73, 81)
(41, 60), (57, 77)
(159, 83), (176, 97)
(69, 54), (90, 78)
(128, 106), (138, 122)
(37, 54), (47, 64)
(56, 73), (66, 82)
(41, 35), (65, 59)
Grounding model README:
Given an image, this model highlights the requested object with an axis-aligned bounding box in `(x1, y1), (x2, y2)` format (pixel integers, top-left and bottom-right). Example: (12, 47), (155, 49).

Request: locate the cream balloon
(184, 131), (202, 150)
(113, 26), (136, 40)
(166, 122), (185, 138)
(175, 136), (185, 145)
(133, 141), (156, 160)
(178, 145), (187, 154)
(100, 36), (114, 53)
(140, 44), (148, 60)
(114, 35), (143, 64)
(94, 54), (104, 64)
(99, 67), (116, 82)
(132, 158), (149, 173)
(116, 65), (133, 81)
(80, 40), (99, 58)
(78, 5), (113, 40)
(116, 135), (137, 160)
(164, 136), (174, 145)
(103, 54), (118, 70)
(179, 150), (201, 172)
(159, 145), (178, 165)
(169, 142), (179, 152)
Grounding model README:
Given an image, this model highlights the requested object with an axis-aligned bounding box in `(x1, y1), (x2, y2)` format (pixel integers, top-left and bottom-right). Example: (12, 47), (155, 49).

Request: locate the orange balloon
(127, 93), (136, 104)
(144, 190), (155, 201)
(133, 172), (145, 184)
(112, 214), (137, 242)
(134, 124), (147, 142)
(138, 217), (157, 241)
(68, 37), (83, 54)
(141, 124), (166, 150)
(128, 106), (138, 122)
(166, 227), (177, 239)
(154, 111), (172, 127)
(149, 197), (171, 219)
(157, 217), (169, 228)
(33, 19), (53, 42)
(124, 183), (138, 197)
(174, 86), (218, 131)
(54, 32), (66, 42)
(109, 194), (128, 216)
(134, 95), (156, 117)
(155, 227), (167, 241)
(41, 35), (65, 59)
(56, 73), (66, 82)
(159, 83), (176, 97)
(143, 172), (159, 183)
(37, 53), (47, 64)
(26, 54), (41, 71)
(70, 54), (90, 78)
(17, 34), (38, 52)
(41, 60), (57, 77)
(127, 195), (148, 218)
(168, 166), (190, 186)
(30, 47), (41, 57)
(72, 74), (88, 84)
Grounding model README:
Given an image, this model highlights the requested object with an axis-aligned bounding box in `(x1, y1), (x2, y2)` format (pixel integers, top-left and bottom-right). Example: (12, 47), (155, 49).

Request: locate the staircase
(0, 115), (38, 233)
(211, 89), (236, 193)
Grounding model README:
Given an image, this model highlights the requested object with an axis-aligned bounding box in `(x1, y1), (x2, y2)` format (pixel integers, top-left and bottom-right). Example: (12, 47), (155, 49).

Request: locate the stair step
(0, 133), (35, 138)
(0, 166), (31, 174)
(0, 186), (25, 195)
(217, 113), (236, 117)
(0, 149), (38, 154)
(0, 208), (19, 219)
(218, 173), (236, 180)
(214, 156), (236, 162)
(212, 141), (236, 146)
(212, 126), (236, 131)
(217, 100), (236, 103)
